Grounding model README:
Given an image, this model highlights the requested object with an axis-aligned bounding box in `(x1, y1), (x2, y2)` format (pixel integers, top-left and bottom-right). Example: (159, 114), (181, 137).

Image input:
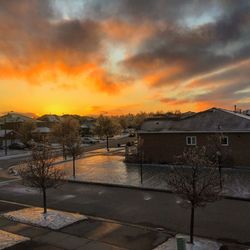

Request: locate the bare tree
(206, 134), (231, 188)
(94, 115), (121, 151)
(65, 134), (84, 179)
(18, 147), (65, 214)
(167, 146), (222, 244)
(52, 117), (80, 160)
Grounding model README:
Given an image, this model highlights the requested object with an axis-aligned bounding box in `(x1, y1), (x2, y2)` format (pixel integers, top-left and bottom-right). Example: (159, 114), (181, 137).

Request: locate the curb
(66, 179), (250, 202)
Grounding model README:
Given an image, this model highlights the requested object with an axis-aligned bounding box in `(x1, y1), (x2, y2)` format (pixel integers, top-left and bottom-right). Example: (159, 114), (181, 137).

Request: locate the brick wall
(139, 132), (250, 167)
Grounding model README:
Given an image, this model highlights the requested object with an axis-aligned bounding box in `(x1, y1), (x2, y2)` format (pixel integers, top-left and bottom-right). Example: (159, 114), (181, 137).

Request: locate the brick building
(138, 108), (250, 167)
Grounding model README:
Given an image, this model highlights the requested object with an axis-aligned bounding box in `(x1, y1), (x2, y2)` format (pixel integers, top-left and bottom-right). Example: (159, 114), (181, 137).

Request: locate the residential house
(32, 127), (51, 142)
(0, 112), (40, 131)
(138, 108), (250, 167)
(0, 129), (20, 148)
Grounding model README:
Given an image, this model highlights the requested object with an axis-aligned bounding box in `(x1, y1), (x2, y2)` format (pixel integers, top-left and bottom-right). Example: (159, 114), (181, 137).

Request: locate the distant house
(0, 129), (20, 147)
(0, 112), (40, 131)
(80, 118), (96, 136)
(32, 127), (51, 142)
(138, 108), (250, 167)
(36, 115), (61, 128)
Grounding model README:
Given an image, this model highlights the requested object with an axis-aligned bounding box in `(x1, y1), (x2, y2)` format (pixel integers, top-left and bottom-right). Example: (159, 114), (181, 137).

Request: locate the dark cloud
(121, 1), (250, 87)
(0, 0), (249, 102)
(0, 0), (123, 93)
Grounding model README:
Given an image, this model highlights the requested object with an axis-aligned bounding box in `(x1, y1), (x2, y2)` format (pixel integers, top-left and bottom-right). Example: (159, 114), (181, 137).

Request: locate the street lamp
(140, 150), (144, 185)
(138, 138), (144, 185)
(4, 117), (7, 156)
(216, 150), (222, 189)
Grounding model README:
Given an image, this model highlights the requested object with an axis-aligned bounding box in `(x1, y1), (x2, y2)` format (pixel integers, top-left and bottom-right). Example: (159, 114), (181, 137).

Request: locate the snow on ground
(0, 230), (29, 250)
(0, 151), (31, 160)
(4, 207), (87, 230)
(154, 234), (222, 250)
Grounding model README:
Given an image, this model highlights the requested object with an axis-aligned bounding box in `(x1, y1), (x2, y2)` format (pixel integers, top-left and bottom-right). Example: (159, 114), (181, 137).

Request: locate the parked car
(8, 142), (26, 150)
(34, 143), (50, 151)
(82, 137), (99, 144)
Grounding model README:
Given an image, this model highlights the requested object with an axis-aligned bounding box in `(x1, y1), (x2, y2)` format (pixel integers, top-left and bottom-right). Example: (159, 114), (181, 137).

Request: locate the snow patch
(0, 230), (29, 250)
(4, 207), (87, 230)
(154, 234), (222, 250)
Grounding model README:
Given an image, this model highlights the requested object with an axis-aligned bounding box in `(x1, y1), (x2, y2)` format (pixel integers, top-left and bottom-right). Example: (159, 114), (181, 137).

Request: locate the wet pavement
(57, 154), (250, 199)
(0, 181), (249, 247)
(0, 201), (170, 250)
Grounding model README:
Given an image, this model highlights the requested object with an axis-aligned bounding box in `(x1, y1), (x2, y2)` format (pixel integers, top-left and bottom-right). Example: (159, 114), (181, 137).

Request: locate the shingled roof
(0, 112), (40, 124)
(139, 108), (250, 133)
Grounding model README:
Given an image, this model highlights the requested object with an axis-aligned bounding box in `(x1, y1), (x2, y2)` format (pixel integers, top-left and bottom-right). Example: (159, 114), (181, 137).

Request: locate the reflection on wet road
(57, 154), (250, 199)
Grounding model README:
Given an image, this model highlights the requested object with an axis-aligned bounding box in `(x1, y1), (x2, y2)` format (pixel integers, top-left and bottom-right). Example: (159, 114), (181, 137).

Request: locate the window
(186, 136), (197, 146)
(220, 136), (229, 146)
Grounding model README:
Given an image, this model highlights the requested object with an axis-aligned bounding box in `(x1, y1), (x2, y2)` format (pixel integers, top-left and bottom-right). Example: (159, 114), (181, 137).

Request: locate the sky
(0, 0), (249, 116)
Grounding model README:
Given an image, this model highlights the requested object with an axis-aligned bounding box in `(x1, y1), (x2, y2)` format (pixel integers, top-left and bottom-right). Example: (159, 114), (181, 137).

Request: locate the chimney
(234, 105), (237, 112)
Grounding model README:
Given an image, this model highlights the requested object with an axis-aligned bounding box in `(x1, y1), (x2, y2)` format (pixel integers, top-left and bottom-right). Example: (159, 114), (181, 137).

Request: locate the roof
(32, 127), (51, 134)
(0, 112), (40, 124)
(37, 115), (61, 123)
(0, 130), (16, 137)
(139, 108), (250, 133)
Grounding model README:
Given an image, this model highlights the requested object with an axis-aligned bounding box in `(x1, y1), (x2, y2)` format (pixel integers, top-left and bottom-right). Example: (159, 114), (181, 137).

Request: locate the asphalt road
(0, 181), (249, 246)
(0, 136), (135, 170)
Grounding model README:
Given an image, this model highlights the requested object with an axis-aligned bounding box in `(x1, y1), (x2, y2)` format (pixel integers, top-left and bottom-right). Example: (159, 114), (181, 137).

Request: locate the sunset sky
(0, 0), (249, 115)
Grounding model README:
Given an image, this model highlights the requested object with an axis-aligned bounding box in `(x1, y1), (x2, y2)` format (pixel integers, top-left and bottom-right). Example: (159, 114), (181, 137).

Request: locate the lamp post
(140, 150), (144, 185)
(138, 137), (144, 185)
(216, 151), (222, 189)
(4, 117), (7, 156)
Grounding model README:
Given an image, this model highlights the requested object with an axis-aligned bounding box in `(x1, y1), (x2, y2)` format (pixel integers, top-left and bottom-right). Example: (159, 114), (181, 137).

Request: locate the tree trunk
(106, 136), (109, 152)
(219, 165), (222, 189)
(42, 188), (47, 214)
(73, 156), (76, 178)
(190, 204), (195, 244)
(62, 143), (67, 160)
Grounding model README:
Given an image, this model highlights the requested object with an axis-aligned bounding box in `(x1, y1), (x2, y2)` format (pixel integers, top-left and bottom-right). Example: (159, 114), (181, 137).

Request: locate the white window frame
(220, 136), (229, 146)
(186, 136), (197, 146)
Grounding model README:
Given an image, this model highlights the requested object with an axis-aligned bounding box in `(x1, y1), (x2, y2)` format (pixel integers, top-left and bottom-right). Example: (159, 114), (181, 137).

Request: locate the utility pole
(140, 150), (144, 185)
(4, 117), (7, 156)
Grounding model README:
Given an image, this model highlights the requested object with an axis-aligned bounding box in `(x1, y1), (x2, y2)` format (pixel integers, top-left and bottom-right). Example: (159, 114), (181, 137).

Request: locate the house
(32, 127), (51, 142)
(36, 115), (61, 128)
(0, 129), (20, 148)
(138, 107), (250, 167)
(80, 118), (96, 136)
(0, 112), (40, 131)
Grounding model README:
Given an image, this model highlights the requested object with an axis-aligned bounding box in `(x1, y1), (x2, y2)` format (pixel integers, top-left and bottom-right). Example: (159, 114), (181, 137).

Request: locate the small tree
(167, 146), (222, 244)
(18, 147), (65, 214)
(52, 118), (80, 160)
(65, 134), (84, 179)
(94, 115), (121, 151)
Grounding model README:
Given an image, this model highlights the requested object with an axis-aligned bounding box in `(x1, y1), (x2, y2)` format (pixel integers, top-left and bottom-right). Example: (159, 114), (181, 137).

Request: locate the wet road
(0, 181), (249, 245)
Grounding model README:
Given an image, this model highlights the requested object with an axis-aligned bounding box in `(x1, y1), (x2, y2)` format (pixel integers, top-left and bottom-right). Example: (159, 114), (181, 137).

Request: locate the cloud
(122, 1), (250, 88)
(0, 0), (250, 112)
(0, 0), (130, 94)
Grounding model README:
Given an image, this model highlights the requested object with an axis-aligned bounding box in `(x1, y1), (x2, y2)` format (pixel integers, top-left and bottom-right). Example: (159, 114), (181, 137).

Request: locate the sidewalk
(0, 201), (170, 250)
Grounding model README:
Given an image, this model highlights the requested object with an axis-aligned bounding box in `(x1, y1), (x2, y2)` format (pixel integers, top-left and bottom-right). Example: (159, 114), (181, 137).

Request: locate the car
(8, 142), (26, 150)
(82, 137), (99, 144)
(34, 143), (50, 151)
